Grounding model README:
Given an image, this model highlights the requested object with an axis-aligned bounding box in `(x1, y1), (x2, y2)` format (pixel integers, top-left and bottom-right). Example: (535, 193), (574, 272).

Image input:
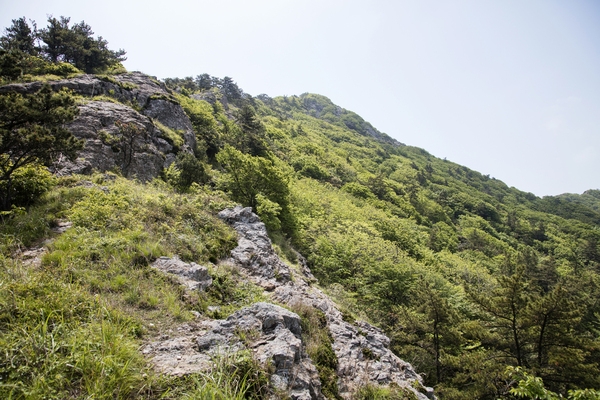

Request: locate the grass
(0, 255), (152, 399)
(196, 263), (266, 319)
(353, 384), (418, 400)
(181, 351), (270, 400)
(0, 174), (249, 399)
(289, 302), (341, 400)
(154, 120), (185, 150)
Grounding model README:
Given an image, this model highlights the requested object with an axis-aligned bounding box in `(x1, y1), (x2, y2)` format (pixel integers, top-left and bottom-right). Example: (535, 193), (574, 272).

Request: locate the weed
(234, 327), (261, 346)
(362, 347), (379, 361)
(289, 302), (341, 400)
(354, 383), (418, 400)
(200, 264), (266, 318)
(182, 350), (270, 400)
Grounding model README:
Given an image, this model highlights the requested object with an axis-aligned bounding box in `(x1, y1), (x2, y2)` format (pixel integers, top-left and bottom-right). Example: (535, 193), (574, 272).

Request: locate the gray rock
(141, 323), (212, 376)
(218, 206), (291, 283)
(0, 72), (175, 113)
(151, 256), (212, 291)
(219, 206), (435, 400)
(1, 72), (196, 181)
(144, 302), (318, 397)
(195, 302), (323, 400)
(143, 98), (196, 153)
(192, 90), (229, 111)
(55, 101), (166, 181)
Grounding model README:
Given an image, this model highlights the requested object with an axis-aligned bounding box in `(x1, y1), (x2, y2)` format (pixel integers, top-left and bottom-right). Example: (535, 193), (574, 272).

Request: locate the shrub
(165, 152), (209, 192)
(0, 162), (55, 208)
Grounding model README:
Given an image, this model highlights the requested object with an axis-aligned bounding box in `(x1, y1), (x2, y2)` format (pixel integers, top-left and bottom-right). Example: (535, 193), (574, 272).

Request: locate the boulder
(151, 256), (212, 291)
(218, 206), (291, 283)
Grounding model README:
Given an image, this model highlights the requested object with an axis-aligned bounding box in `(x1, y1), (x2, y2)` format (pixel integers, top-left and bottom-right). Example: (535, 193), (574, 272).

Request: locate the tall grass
(182, 351), (270, 400)
(354, 384), (418, 400)
(0, 174), (248, 398)
(0, 255), (150, 399)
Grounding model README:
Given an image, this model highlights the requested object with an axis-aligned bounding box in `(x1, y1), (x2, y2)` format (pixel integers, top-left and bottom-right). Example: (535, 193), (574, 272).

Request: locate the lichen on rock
(0, 72), (196, 181)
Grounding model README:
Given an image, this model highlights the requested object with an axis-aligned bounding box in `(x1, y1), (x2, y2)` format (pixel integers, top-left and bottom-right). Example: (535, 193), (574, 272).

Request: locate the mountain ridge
(1, 68), (600, 400)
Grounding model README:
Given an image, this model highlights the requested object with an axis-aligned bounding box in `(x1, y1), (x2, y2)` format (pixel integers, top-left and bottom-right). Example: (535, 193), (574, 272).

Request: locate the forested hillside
(164, 76), (600, 399)
(2, 16), (600, 400)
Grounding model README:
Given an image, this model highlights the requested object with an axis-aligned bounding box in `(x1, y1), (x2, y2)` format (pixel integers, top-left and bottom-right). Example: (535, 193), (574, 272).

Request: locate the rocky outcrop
(218, 206), (434, 400)
(0, 72), (195, 181)
(144, 206), (433, 399)
(55, 101), (167, 180)
(191, 90), (229, 111)
(143, 302), (323, 400)
(151, 256), (212, 291)
(218, 207), (292, 284)
(198, 303), (323, 400)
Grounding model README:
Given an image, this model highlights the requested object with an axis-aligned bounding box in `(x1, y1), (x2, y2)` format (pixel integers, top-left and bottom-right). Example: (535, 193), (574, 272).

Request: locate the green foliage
(341, 181), (376, 200)
(234, 104), (269, 156)
(176, 94), (223, 158)
(255, 193), (282, 231)
(292, 155), (332, 180)
(534, 194), (600, 226)
(291, 302), (341, 399)
(507, 367), (600, 399)
(216, 145), (295, 234)
(0, 162), (55, 209)
(165, 152), (209, 192)
(429, 221), (458, 252)
(0, 84), (82, 210)
(0, 16), (125, 79)
(0, 17), (38, 55)
(0, 53), (83, 82)
(39, 16), (126, 74)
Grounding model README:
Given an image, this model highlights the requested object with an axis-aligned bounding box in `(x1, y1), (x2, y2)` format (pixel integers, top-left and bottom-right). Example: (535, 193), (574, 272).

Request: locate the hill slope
(1, 69), (599, 400)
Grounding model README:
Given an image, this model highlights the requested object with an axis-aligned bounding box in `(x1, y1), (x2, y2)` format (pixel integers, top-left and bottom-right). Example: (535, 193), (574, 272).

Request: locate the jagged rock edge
(143, 206), (434, 399)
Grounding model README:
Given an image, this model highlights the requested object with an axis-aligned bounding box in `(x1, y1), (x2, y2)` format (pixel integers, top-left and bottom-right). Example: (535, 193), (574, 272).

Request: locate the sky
(1, 0), (599, 196)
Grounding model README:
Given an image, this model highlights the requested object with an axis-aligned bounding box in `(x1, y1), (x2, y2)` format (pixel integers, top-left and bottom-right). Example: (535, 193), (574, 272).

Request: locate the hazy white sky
(1, 0), (599, 196)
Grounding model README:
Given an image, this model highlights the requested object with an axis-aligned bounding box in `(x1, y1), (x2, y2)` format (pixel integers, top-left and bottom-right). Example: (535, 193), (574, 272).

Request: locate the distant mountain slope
(533, 190), (600, 226)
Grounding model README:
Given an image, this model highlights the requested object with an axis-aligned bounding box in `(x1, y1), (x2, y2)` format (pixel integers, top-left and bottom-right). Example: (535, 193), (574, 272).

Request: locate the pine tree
(0, 85), (83, 210)
(39, 16), (126, 73)
(0, 17), (38, 54)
